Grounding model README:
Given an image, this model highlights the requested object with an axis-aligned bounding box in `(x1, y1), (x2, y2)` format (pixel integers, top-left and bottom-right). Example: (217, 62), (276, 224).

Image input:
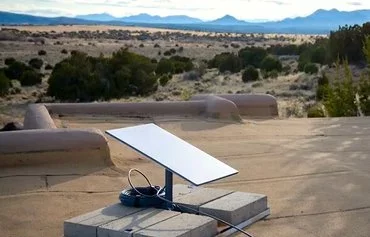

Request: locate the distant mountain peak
(210, 14), (245, 25)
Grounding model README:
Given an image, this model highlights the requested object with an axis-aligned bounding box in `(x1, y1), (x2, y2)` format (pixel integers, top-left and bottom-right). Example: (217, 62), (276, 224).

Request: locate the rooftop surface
(1, 116), (370, 237)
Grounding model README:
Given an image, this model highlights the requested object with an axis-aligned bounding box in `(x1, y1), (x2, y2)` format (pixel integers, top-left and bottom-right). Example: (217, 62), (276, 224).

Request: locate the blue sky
(1, 0), (369, 21)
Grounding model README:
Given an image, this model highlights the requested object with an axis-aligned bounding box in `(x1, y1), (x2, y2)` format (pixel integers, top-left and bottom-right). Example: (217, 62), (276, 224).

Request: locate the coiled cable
(127, 168), (254, 237)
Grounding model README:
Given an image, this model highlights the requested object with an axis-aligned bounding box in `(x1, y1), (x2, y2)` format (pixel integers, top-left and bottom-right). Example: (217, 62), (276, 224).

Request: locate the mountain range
(1, 9), (370, 34)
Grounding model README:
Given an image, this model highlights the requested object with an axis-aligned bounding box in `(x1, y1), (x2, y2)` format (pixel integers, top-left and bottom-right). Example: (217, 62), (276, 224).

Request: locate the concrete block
(174, 186), (233, 214)
(199, 192), (268, 225)
(64, 203), (144, 237)
(133, 213), (218, 237)
(97, 208), (180, 237)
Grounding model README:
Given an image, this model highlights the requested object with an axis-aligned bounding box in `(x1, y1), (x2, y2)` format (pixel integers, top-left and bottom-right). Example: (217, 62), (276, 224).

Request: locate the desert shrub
(156, 59), (174, 75)
(4, 61), (32, 80)
(358, 75), (370, 115)
(307, 104), (326, 118)
(324, 61), (357, 117)
(252, 82), (263, 88)
(45, 64), (53, 70)
(283, 64), (291, 74)
(329, 23), (370, 63)
(269, 70), (279, 79)
(231, 43), (240, 49)
(169, 48), (177, 54)
(19, 70), (42, 86)
(304, 63), (318, 74)
(163, 50), (172, 56)
(238, 47), (268, 67)
(311, 46), (327, 64)
(70, 50), (78, 56)
(183, 71), (200, 81)
(0, 72), (10, 96)
(139, 43), (144, 48)
(358, 36), (370, 115)
(181, 88), (192, 101)
(209, 53), (242, 73)
(154, 43), (160, 48)
(28, 58), (43, 69)
(242, 65), (259, 82)
(4, 57), (16, 66)
(170, 56), (193, 73)
(38, 50), (47, 56)
(260, 56), (282, 72)
(48, 48), (159, 101)
(178, 46), (184, 53)
(267, 44), (299, 55)
(61, 49), (68, 54)
(159, 74), (171, 86)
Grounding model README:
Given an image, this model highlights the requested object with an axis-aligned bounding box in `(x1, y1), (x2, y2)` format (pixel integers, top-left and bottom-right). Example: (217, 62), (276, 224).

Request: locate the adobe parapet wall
(191, 94), (279, 117)
(0, 94), (278, 167)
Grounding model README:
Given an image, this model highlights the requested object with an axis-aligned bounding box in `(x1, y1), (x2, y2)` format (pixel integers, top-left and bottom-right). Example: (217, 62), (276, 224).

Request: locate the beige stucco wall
(0, 128), (112, 167)
(45, 101), (206, 116)
(192, 94), (278, 117)
(23, 104), (57, 129)
(0, 94), (278, 166)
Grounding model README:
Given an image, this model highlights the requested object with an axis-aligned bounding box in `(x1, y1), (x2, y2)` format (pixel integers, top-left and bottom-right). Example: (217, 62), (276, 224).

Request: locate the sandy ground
(1, 116), (370, 237)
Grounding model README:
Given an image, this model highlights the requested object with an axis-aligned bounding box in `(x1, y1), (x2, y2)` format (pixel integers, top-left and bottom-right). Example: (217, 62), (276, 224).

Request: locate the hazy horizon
(1, 0), (370, 21)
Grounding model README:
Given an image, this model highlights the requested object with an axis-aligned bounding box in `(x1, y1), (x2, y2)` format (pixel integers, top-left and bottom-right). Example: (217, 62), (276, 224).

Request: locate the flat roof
(1, 117), (370, 237)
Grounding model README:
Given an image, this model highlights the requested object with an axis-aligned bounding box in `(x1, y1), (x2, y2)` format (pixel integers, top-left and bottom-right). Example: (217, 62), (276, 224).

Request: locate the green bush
(307, 104), (326, 118)
(156, 59), (174, 75)
(48, 48), (159, 101)
(238, 47), (267, 67)
(358, 76), (370, 115)
(242, 65), (259, 82)
(260, 56), (282, 72)
(304, 63), (319, 74)
(323, 61), (357, 117)
(38, 50), (47, 56)
(163, 50), (172, 56)
(4, 61), (32, 80)
(28, 58), (43, 69)
(209, 53), (242, 73)
(61, 49), (68, 54)
(159, 74), (171, 86)
(0, 72), (10, 96)
(4, 57), (16, 66)
(19, 70), (42, 86)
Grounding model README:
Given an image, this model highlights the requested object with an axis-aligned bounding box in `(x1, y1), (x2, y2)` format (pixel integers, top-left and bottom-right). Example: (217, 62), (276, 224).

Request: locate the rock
(0, 122), (23, 132)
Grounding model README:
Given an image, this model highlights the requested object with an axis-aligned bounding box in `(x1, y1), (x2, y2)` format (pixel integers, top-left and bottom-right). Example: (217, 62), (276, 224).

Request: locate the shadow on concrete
(262, 117), (370, 236)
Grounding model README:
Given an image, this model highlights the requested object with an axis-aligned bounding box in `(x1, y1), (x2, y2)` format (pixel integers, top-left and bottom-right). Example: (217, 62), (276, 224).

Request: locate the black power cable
(127, 169), (254, 237)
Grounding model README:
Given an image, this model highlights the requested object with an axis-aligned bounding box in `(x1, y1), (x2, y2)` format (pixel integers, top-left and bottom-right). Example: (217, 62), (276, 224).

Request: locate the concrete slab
(199, 192), (268, 225)
(98, 208), (180, 237)
(64, 203), (144, 237)
(173, 184), (234, 214)
(133, 213), (218, 237)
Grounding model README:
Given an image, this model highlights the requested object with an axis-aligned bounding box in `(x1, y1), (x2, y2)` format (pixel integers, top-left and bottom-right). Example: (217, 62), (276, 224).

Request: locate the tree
(304, 63), (319, 74)
(19, 70), (42, 86)
(4, 61), (32, 80)
(238, 47), (267, 67)
(242, 65), (259, 82)
(260, 56), (282, 72)
(4, 57), (16, 66)
(0, 72), (10, 96)
(29, 58), (43, 69)
(323, 60), (357, 117)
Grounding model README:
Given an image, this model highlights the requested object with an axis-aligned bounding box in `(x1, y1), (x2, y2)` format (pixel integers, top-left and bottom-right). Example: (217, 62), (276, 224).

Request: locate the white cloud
(1, 0), (370, 20)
